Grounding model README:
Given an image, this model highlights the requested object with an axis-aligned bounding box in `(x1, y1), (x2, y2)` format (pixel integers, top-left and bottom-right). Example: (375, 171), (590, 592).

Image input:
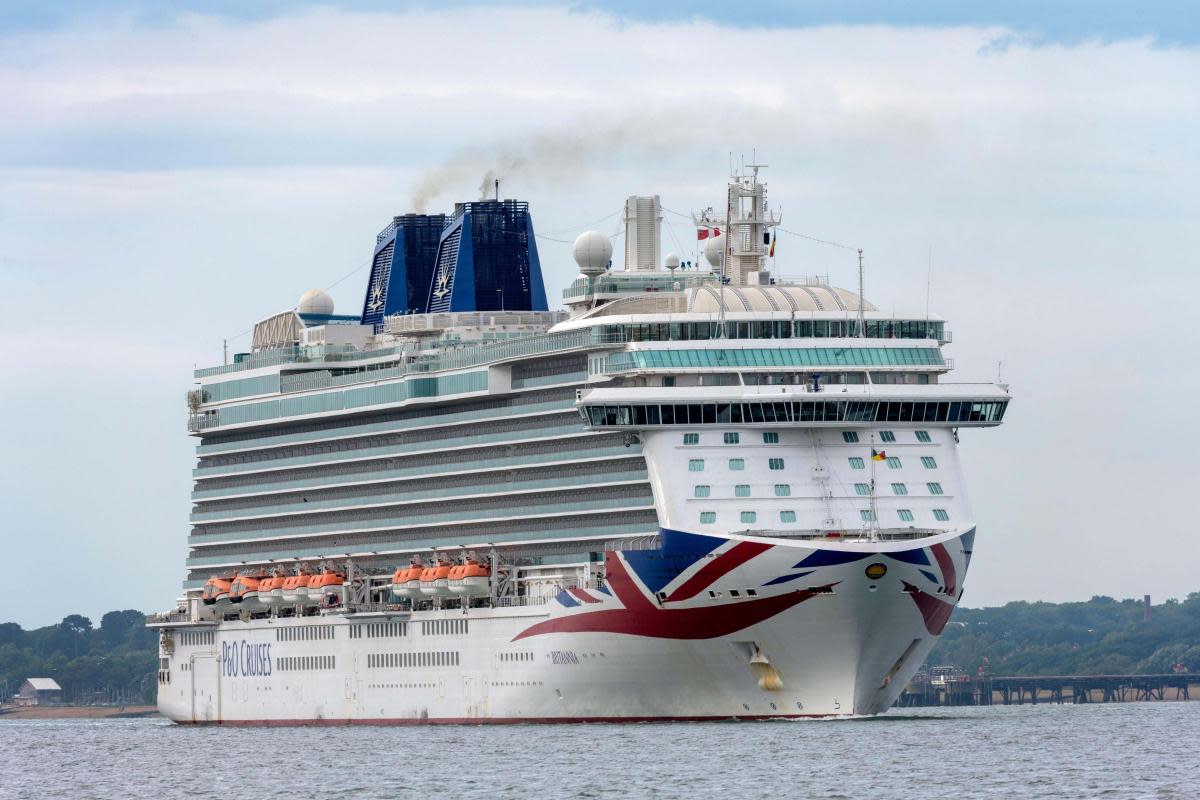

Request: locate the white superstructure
(151, 168), (1009, 724)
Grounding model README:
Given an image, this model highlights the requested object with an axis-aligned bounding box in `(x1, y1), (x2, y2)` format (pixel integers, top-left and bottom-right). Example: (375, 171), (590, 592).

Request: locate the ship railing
(272, 327), (630, 395)
(146, 609), (190, 625)
(751, 527), (943, 542)
(187, 413), (221, 433)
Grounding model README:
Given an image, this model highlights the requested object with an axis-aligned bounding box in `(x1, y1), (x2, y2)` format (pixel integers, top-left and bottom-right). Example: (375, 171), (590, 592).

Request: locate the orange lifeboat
(201, 575), (233, 609)
(230, 573), (265, 612)
(307, 569), (344, 606)
(391, 557), (424, 599)
(419, 558), (453, 596)
(259, 574), (286, 607)
(280, 571), (313, 604)
(450, 557), (490, 597)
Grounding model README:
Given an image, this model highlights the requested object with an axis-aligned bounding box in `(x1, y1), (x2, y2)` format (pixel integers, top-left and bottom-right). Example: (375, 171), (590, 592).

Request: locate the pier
(897, 673), (1199, 707)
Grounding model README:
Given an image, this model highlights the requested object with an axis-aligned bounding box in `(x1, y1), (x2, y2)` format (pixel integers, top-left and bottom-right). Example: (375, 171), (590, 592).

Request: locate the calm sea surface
(1, 703), (1196, 800)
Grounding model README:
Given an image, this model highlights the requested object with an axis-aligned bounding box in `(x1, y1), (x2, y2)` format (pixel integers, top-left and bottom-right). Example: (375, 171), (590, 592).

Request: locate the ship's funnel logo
(367, 280), (384, 312)
(433, 268), (450, 300)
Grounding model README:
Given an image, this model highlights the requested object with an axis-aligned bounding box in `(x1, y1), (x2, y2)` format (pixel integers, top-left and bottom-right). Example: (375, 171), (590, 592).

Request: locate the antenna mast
(857, 249), (866, 338)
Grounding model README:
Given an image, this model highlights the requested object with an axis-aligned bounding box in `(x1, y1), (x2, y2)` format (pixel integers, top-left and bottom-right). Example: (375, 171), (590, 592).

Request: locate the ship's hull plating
(157, 528), (973, 723)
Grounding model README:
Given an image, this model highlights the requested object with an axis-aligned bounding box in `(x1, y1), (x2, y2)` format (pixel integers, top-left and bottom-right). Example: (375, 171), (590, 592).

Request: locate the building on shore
(16, 678), (62, 706)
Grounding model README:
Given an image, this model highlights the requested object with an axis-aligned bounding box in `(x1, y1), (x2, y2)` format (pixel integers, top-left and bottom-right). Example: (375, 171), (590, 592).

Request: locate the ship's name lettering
(550, 650), (579, 665)
(220, 641), (272, 677)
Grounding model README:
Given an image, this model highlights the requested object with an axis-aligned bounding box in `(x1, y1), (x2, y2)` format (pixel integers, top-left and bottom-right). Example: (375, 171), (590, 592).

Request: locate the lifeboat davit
(449, 557), (490, 597)
(309, 569), (345, 606)
(230, 574), (265, 613)
(391, 558), (424, 598)
(201, 575), (233, 611)
(419, 558), (453, 596)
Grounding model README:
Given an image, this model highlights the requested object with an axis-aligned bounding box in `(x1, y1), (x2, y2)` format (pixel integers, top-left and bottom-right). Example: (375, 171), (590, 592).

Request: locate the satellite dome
(297, 288), (335, 316)
(573, 230), (612, 276)
(703, 233), (725, 268)
(664, 253), (680, 270)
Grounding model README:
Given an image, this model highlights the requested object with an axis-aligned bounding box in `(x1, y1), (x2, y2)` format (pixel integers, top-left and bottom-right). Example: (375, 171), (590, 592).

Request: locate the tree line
(0, 611), (158, 705)
(930, 592), (1200, 676)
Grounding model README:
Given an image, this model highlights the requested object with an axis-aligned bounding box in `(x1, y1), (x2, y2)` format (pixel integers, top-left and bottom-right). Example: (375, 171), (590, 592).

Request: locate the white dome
(573, 230), (612, 276)
(664, 253), (680, 270)
(297, 288), (335, 316)
(703, 233), (725, 268)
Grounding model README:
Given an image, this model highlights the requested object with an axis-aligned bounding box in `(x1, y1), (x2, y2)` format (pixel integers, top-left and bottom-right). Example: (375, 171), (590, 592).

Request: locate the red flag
(697, 228), (709, 241)
(768, 232), (776, 257)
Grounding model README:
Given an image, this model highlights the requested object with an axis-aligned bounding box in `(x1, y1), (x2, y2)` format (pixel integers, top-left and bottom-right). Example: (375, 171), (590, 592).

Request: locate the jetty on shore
(898, 672), (1198, 707)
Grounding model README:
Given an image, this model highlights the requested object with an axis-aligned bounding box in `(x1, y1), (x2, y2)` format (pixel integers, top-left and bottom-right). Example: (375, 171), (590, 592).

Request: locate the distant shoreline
(0, 705), (160, 720)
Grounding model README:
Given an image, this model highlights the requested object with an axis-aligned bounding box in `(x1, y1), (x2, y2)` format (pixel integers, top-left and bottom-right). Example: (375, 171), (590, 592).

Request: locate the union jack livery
(150, 167), (1008, 723)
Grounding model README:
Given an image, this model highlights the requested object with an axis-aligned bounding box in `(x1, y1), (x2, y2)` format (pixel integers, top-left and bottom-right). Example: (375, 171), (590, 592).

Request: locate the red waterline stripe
(172, 713), (837, 726)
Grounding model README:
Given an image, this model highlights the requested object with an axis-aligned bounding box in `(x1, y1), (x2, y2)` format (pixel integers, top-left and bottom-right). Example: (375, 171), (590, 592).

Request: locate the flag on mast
(871, 449), (886, 461)
(768, 231), (776, 258)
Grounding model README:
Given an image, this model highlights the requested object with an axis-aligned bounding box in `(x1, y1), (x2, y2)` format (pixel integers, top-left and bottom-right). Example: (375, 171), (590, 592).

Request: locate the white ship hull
(157, 527), (972, 723)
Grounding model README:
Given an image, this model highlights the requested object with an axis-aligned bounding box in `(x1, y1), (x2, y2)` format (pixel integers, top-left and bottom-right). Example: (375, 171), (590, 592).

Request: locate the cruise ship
(149, 168), (1009, 723)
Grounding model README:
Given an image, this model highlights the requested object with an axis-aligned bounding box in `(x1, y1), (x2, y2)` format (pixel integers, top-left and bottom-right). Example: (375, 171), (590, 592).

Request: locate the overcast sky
(1, 2), (1197, 628)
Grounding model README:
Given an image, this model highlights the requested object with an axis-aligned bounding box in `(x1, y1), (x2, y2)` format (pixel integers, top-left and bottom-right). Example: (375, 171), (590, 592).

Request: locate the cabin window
(768, 458), (785, 471)
(880, 431), (896, 443)
(927, 482), (944, 495)
(849, 457), (865, 470)
(740, 511), (757, 524)
(933, 509), (950, 521)
(688, 459), (705, 472)
(891, 482), (908, 495)
(762, 432), (779, 444)
(683, 433), (699, 445)
(897, 509), (914, 522)
(860, 509), (876, 522)
(774, 484), (791, 497)
(922, 456), (938, 469)
(886, 457), (902, 469)
(780, 510), (797, 523)
(842, 431), (859, 443)
(700, 511), (716, 524)
(728, 458), (745, 471)
(724, 432), (740, 444)
(915, 430), (932, 443)
(694, 485), (711, 498)
(855, 483), (870, 496)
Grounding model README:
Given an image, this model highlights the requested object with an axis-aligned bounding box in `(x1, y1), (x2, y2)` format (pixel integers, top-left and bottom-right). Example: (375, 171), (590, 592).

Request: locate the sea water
(1, 703), (1196, 799)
